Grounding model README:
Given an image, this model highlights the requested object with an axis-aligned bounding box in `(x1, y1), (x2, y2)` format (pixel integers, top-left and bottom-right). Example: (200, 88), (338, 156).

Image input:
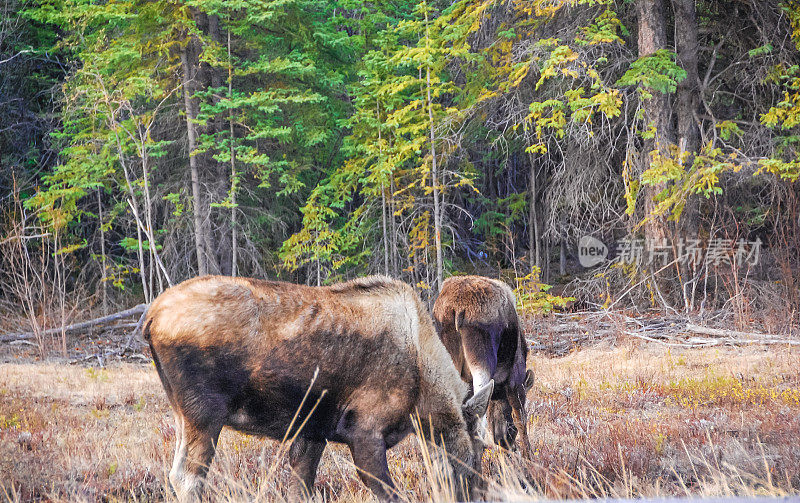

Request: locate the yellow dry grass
(1, 340), (799, 502)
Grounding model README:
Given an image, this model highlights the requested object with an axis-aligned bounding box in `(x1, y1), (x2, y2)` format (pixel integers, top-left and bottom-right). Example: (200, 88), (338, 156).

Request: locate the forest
(2, 0), (800, 323)
(3, 2), (800, 501)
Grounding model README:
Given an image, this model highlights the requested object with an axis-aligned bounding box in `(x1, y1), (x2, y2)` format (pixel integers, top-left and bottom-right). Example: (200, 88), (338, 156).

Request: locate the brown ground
(1, 337), (799, 502)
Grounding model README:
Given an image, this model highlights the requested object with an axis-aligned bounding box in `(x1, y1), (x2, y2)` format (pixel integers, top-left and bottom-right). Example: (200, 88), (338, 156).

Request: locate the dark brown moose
(144, 275), (493, 501)
(432, 275), (534, 453)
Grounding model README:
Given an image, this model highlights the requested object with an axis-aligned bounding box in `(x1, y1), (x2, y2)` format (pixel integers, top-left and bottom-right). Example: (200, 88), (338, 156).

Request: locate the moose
(144, 275), (494, 501)
(432, 276), (534, 453)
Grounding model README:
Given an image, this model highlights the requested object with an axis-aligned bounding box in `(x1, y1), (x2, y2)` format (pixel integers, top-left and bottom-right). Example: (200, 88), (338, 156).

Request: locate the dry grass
(1, 340), (799, 502)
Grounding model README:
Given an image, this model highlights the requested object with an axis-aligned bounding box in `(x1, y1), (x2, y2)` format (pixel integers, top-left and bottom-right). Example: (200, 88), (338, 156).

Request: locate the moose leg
(169, 413), (189, 498)
(169, 414), (223, 502)
(348, 433), (397, 501)
(288, 438), (326, 498)
(459, 327), (498, 441)
(171, 412), (185, 474)
(461, 327), (497, 394)
(508, 386), (530, 457)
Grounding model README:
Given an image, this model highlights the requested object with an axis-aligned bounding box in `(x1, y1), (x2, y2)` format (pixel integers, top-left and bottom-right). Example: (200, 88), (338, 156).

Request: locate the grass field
(2, 339), (799, 502)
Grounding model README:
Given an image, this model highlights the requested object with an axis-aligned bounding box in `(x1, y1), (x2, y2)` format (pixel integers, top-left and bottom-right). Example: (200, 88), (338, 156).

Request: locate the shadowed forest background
(2, 0), (800, 333)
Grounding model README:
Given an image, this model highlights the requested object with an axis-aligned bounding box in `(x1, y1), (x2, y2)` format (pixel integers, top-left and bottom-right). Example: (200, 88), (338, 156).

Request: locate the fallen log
(0, 304), (148, 343)
(529, 333), (597, 355)
(549, 322), (582, 334)
(684, 323), (783, 340)
(627, 331), (800, 348)
(626, 331), (713, 348)
(732, 337), (800, 346)
(123, 309), (149, 350)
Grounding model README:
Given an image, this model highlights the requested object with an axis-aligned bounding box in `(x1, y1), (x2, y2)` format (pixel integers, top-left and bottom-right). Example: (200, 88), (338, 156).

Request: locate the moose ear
(524, 370), (535, 389)
(463, 380), (494, 419)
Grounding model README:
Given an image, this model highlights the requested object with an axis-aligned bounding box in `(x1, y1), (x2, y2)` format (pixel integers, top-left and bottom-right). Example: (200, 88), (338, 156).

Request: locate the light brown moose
(144, 275), (493, 501)
(432, 275), (534, 454)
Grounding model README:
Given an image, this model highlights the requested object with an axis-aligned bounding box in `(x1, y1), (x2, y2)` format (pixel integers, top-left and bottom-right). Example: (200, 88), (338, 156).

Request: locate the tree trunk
(181, 43), (207, 277)
(209, 13), (227, 276)
(377, 101), (389, 276)
(543, 240), (551, 284)
(390, 172), (399, 276)
(428, 83), (443, 290)
(673, 0), (699, 159)
(114, 131), (149, 302)
(672, 0), (701, 309)
(138, 134), (172, 291)
(97, 189), (107, 315)
(228, 24), (238, 278)
(141, 149), (155, 300)
(528, 153), (540, 275)
(381, 186), (389, 276)
(424, 8), (443, 291)
(637, 0), (673, 243)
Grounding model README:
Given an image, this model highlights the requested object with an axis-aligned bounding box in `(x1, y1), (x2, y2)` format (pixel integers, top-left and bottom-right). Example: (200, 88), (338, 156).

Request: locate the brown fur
(145, 275), (492, 501)
(432, 275), (534, 454)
